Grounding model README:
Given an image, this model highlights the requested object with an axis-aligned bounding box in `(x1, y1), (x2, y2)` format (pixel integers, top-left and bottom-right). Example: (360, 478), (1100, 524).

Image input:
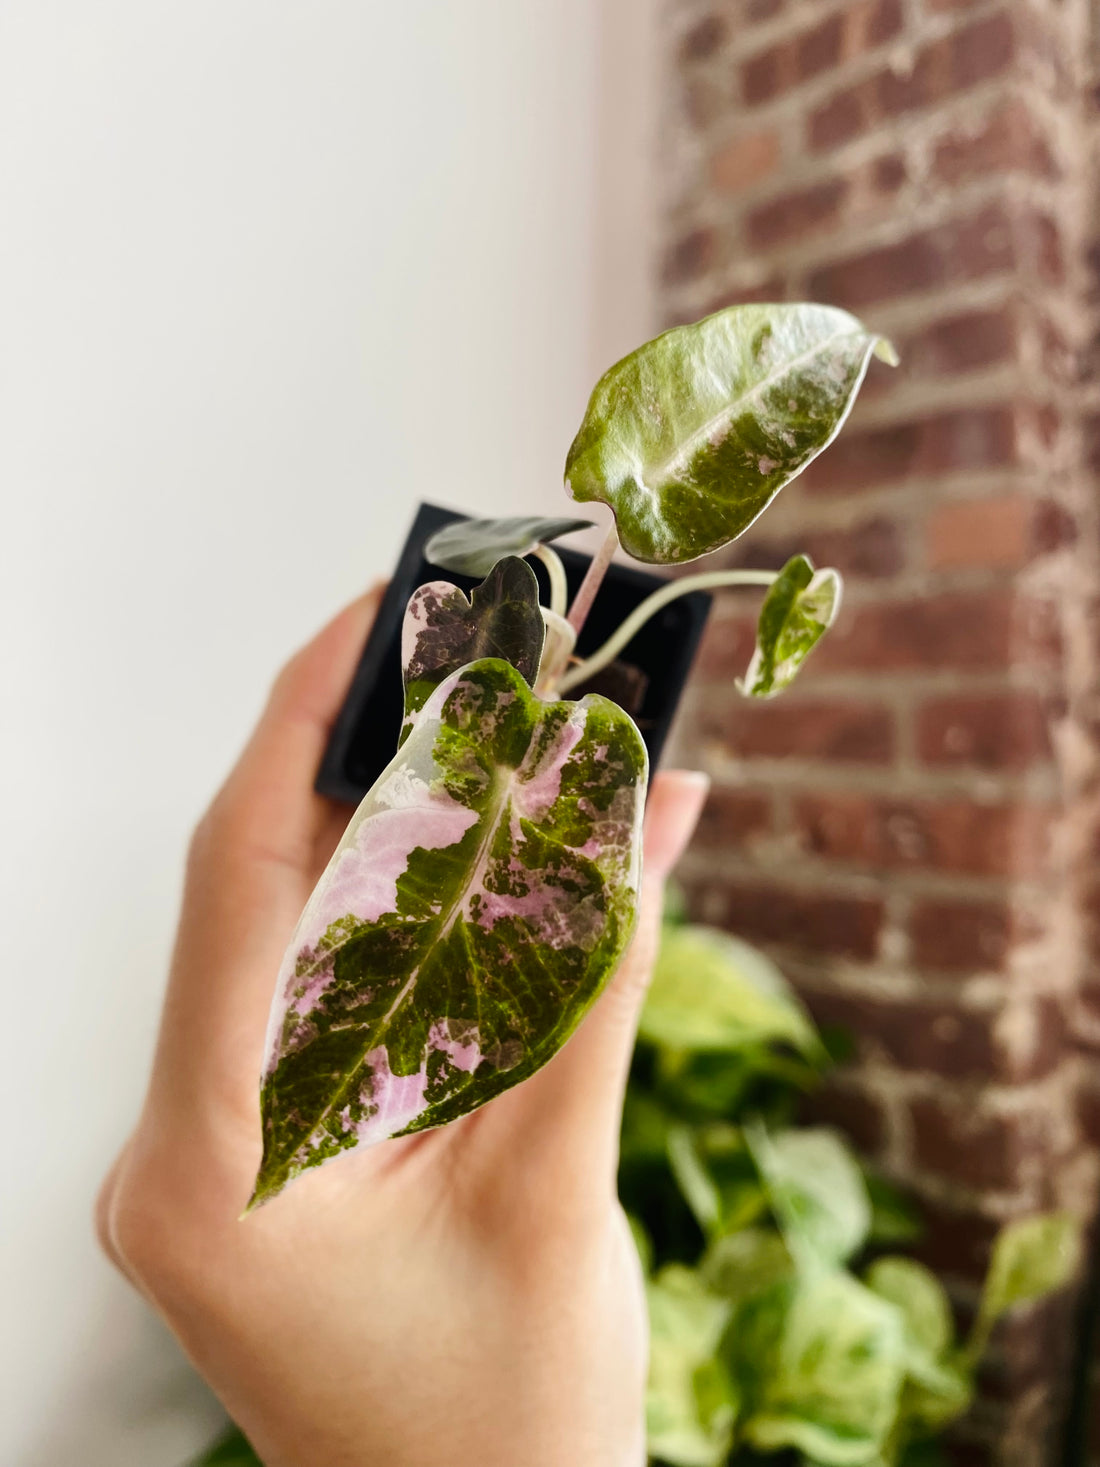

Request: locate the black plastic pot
(315, 501), (713, 805)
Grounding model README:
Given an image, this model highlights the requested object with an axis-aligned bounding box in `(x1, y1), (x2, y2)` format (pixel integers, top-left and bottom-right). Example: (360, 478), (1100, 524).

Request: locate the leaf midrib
(643, 327), (864, 492)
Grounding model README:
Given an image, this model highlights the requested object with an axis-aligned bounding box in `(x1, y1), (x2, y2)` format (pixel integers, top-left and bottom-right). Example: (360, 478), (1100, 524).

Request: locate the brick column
(658, 1), (1100, 1460)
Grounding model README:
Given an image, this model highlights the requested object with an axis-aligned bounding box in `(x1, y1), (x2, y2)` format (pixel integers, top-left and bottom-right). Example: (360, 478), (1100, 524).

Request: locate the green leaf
(748, 1124), (872, 1270)
(865, 1173), (924, 1248)
(865, 1258), (952, 1362)
(565, 303), (894, 565)
(646, 1265), (737, 1467)
(737, 1271), (906, 1466)
(424, 515), (594, 577)
(640, 925), (822, 1059)
(190, 1426), (261, 1466)
(702, 1226), (794, 1303)
(668, 1124), (723, 1235)
(401, 557), (544, 741)
(739, 554), (841, 698)
(969, 1212), (1081, 1358)
(253, 658), (647, 1207)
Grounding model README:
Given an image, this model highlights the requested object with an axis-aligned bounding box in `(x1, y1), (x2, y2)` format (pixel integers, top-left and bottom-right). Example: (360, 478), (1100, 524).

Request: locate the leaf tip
(874, 336), (900, 368)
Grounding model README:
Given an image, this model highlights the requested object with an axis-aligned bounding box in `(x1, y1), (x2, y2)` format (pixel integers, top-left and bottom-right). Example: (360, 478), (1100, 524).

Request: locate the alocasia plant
(251, 301), (897, 1209)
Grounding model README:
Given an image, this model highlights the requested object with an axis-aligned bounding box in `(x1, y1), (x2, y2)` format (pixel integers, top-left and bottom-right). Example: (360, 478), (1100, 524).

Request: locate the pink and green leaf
(401, 556), (544, 742)
(251, 657), (648, 1209)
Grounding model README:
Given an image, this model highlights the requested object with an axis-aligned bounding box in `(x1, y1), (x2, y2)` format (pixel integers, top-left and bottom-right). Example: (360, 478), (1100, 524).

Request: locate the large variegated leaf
(565, 303), (895, 564)
(252, 658), (647, 1208)
(738, 554), (841, 698)
(401, 556), (543, 742)
(425, 514), (594, 577)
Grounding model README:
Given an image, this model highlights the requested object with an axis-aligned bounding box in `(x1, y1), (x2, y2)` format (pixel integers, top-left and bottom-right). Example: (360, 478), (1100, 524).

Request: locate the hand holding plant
(97, 583), (710, 1467)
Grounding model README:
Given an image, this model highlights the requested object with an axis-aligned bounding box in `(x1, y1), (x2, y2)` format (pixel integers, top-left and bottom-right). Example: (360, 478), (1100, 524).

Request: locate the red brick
(805, 988), (998, 1077)
(871, 151), (907, 193)
(910, 1094), (1038, 1191)
(809, 14), (1016, 151)
(802, 1082), (888, 1154)
(746, 178), (848, 247)
(792, 791), (1054, 878)
(910, 1198), (1001, 1284)
(926, 495), (1035, 571)
(910, 898), (1013, 972)
(796, 14), (843, 80)
(710, 129), (781, 193)
(903, 306), (1017, 377)
(701, 272), (787, 312)
(808, 88), (867, 150)
(813, 590), (1059, 674)
(680, 14), (726, 62)
(808, 204), (1015, 305)
(916, 691), (1054, 771)
(805, 407), (1017, 493)
(722, 516), (904, 580)
(952, 11), (1015, 88)
(661, 227), (715, 285)
(705, 698), (896, 762)
(1021, 212), (1064, 285)
(862, 0), (904, 46)
(934, 98), (1057, 184)
(693, 613), (758, 680)
(707, 881), (885, 958)
(694, 788), (773, 849)
(742, 43), (785, 105)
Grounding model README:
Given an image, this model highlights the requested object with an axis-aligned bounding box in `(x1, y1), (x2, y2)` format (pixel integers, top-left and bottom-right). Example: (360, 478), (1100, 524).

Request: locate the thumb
(491, 770), (709, 1180)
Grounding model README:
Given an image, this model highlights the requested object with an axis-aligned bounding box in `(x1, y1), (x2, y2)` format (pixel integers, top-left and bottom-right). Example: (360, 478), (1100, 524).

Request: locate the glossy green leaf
(401, 557), (544, 742)
(647, 1265), (737, 1467)
(565, 303), (895, 565)
(748, 1124), (871, 1270)
(253, 658), (647, 1207)
(739, 554), (842, 698)
(640, 924), (821, 1059)
(970, 1212), (1080, 1357)
(424, 515), (594, 577)
(738, 1271), (906, 1466)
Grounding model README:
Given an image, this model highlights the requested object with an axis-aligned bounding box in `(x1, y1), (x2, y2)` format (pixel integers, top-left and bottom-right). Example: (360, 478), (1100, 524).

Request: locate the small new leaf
(252, 658), (647, 1208)
(565, 302), (895, 564)
(424, 515), (594, 577)
(739, 554), (841, 698)
(401, 556), (544, 742)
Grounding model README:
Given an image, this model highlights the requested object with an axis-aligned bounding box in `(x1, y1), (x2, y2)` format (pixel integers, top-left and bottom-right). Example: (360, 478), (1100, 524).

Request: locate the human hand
(97, 587), (708, 1467)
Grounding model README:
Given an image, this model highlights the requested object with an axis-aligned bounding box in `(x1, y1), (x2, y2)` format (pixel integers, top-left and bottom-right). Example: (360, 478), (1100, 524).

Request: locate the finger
(212, 583), (385, 872)
(145, 587), (383, 1136)
(482, 769), (709, 1183)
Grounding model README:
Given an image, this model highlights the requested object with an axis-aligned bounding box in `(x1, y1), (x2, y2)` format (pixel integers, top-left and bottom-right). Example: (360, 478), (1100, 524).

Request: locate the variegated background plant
(252, 302), (897, 1208)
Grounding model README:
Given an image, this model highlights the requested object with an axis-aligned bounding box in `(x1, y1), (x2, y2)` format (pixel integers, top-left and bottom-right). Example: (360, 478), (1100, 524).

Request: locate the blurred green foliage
(629, 917), (1081, 1467)
(191, 917), (1080, 1467)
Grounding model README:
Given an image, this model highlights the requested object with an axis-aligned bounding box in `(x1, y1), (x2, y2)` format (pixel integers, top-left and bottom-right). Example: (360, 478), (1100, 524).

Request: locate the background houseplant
(195, 912), (1079, 1466)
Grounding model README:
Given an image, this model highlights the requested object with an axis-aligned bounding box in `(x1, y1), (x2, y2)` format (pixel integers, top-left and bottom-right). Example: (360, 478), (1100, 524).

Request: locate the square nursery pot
(315, 501), (713, 805)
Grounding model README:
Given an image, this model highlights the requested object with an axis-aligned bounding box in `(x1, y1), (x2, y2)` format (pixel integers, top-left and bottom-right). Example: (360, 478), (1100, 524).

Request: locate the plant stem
(566, 521), (620, 637)
(531, 543), (569, 619)
(557, 567), (776, 694)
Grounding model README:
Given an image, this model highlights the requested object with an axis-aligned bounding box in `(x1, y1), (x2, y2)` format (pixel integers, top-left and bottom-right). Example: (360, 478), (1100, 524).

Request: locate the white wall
(0, 2), (658, 1463)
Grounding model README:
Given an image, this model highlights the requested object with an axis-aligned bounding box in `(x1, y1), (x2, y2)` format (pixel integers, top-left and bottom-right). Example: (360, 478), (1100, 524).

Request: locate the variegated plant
(252, 301), (895, 1208)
